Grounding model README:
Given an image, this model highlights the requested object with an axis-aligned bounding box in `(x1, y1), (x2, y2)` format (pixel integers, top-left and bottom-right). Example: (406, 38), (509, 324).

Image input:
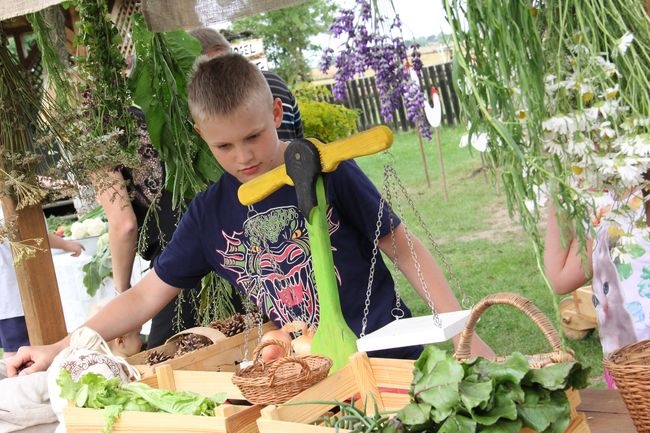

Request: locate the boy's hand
(64, 240), (85, 256)
(5, 344), (61, 376)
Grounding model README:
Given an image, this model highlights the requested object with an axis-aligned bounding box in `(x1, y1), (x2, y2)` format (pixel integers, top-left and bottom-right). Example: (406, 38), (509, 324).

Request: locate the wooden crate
(257, 352), (590, 433)
(64, 364), (262, 433)
(127, 321), (277, 377)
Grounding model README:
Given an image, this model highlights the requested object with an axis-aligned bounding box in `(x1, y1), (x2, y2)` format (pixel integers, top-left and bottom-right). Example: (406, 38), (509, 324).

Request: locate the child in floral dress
(545, 189), (650, 387)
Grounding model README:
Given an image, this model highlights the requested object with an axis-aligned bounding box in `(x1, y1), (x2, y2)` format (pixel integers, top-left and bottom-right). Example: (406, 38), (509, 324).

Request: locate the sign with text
(231, 38), (269, 71)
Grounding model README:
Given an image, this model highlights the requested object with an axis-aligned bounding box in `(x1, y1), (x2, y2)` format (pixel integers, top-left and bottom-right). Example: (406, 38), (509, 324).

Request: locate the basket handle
(252, 338), (291, 363)
(454, 292), (563, 360)
(267, 356), (312, 387)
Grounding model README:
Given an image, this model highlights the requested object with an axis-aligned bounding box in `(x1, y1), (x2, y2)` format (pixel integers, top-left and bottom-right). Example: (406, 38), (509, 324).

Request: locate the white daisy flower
(614, 32), (634, 57)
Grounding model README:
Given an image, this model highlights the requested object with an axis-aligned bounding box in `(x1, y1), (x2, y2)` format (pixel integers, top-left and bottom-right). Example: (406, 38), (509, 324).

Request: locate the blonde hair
(188, 53), (273, 123)
(189, 27), (231, 55)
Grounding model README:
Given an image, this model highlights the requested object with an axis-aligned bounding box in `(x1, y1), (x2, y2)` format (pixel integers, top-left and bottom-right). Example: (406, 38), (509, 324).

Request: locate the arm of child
(95, 170), (138, 294)
(5, 269), (180, 377)
(378, 224), (495, 358)
(47, 234), (84, 256)
(543, 203), (592, 295)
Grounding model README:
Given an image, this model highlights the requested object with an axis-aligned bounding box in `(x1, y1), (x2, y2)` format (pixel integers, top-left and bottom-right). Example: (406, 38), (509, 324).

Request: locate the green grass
(356, 126), (605, 387)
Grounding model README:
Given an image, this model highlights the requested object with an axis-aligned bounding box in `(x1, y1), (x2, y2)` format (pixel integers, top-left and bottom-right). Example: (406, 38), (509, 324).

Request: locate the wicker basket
(231, 339), (333, 405)
(603, 339), (650, 433)
(455, 292), (575, 367)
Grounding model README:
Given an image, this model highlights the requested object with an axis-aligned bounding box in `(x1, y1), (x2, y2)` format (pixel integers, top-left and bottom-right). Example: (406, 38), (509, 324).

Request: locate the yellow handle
(238, 126), (393, 206)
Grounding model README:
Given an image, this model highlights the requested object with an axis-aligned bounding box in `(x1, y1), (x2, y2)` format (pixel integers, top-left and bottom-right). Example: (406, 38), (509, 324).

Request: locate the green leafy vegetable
(58, 369), (226, 433)
(395, 346), (590, 433)
(82, 241), (112, 297)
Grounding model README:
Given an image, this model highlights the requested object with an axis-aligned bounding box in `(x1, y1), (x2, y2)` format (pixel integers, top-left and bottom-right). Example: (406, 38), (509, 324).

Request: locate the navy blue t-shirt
(154, 160), (421, 359)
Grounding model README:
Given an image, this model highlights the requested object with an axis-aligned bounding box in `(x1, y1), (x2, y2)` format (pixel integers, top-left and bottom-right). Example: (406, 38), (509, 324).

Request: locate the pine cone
(209, 313), (247, 337)
(146, 350), (172, 365)
(174, 333), (213, 357)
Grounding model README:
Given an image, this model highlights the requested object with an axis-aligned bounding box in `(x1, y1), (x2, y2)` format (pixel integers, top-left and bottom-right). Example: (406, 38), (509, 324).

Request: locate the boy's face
(195, 95), (285, 183)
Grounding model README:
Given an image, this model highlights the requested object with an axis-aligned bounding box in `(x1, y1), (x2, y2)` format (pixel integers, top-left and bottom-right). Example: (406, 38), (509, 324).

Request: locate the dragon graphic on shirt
(217, 206), (340, 328)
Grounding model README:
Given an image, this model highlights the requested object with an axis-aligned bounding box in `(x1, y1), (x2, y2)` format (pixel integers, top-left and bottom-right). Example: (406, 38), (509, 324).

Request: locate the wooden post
(416, 132), (432, 188)
(0, 197), (67, 345)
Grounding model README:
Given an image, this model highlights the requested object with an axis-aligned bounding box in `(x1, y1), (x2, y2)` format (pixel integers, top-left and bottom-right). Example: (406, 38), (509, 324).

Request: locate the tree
(231, 0), (335, 85)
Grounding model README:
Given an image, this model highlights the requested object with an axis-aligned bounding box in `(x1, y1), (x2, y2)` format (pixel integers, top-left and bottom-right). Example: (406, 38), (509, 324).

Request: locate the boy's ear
(272, 98), (283, 128)
(193, 123), (202, 137)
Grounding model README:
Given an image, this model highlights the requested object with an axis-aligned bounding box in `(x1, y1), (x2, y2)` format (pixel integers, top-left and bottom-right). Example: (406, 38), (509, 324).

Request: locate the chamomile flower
(599, 122), (616, 139)
(614, 32), (634, 57)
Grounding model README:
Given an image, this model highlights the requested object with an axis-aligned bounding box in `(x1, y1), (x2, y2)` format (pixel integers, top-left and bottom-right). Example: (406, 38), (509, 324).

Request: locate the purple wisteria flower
(322, 0), (431, 139)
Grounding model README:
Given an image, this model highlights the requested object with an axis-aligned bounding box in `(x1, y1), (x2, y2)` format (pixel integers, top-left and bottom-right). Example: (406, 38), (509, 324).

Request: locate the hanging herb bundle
(129, 14), (223, 208)
(0, 33), (74, 210)
(321, 0), (431, 139)
(443, 0), (650, 255)
(72, 0), (139, 183)
(29, 0), (140, 199)
(0, 28), (85, 262)
(27, 7), (74, 110)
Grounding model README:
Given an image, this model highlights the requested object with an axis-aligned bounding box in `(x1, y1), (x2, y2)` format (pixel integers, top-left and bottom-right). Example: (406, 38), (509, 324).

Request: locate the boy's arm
(543, 203), (592, 294)
(5, 269), (180, 376)
(378, 223), (495, 358)
(95, 170), (138, 293)
(47, 234), (84, 256)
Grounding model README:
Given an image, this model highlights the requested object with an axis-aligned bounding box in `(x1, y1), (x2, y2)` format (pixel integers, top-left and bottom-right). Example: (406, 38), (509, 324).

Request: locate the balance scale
(238, 126), (470, 370)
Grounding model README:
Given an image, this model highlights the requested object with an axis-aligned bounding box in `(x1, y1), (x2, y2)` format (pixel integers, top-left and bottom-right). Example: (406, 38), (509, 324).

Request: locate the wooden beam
(0, 197), (67, 345)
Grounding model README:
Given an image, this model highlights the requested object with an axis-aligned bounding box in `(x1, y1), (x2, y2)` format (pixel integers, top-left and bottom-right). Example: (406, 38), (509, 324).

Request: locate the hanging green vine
(129, 13), (223, 208)
(444, 0), (650, 253)
(27, 7), (74, 110)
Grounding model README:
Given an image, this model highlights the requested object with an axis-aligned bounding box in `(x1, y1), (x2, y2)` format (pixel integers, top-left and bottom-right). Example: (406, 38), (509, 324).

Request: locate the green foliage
(129, 14), (223, 207)
(293, 82), (359, 142)
(74, 0), (139, 159)
(230, 0), (335, 84)
(442, 0), (650, 254)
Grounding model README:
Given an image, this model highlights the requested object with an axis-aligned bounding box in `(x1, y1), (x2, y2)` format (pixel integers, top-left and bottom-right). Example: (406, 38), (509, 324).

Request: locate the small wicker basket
(454, 292), (575, 367)
(232, 339), (333, 405)
(603, 339), (650, 433)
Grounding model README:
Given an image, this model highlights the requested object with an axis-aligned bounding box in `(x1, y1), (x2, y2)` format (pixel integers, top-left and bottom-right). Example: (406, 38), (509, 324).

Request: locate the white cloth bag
(47, 327), (140, 433)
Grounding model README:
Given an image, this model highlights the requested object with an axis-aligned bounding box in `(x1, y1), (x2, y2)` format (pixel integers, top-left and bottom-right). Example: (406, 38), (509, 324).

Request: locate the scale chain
(385, 165), (470, 309)
(360, 195), (386, 337)
(387, 166), (442, 328)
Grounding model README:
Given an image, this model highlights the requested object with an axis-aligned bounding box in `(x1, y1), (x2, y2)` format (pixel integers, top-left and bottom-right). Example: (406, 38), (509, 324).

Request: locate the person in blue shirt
(6, 53), (492, 376)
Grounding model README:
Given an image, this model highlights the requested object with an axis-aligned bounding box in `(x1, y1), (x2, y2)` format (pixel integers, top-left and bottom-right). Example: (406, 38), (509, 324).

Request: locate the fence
(314, 61), (461, 132)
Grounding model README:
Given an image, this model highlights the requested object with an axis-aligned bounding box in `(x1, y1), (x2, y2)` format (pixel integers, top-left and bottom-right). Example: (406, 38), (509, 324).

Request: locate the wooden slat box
(257, 352), (590, 433)
(127, 321), (277, 378)
(64, 364), (262, 433)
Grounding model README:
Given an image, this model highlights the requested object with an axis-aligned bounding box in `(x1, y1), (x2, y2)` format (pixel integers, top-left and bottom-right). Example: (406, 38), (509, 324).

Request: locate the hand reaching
(63, 239), (85, 257)
(5, 343), (62, 377)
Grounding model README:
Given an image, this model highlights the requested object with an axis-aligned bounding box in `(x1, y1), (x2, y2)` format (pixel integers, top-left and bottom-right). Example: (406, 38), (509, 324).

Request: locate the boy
(7, 53), (491, 376)
(188, 27), (303, 141)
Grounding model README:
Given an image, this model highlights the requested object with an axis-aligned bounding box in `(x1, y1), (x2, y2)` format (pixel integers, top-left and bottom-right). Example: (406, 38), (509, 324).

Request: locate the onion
(283, 321), (316, 356)
(292, 333), (313, 356)
(259, 329), (292, 362)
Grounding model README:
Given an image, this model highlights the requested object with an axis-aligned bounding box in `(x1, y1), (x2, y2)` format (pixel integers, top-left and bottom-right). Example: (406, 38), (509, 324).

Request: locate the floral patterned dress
(590, 190), (650, 357)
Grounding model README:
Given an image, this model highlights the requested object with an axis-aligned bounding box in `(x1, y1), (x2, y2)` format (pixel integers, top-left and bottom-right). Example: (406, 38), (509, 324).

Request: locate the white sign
(231, 38), (269, 71)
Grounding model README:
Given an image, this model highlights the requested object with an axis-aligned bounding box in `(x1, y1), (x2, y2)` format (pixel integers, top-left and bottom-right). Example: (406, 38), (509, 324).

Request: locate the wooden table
(578, 388), (637, 433)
